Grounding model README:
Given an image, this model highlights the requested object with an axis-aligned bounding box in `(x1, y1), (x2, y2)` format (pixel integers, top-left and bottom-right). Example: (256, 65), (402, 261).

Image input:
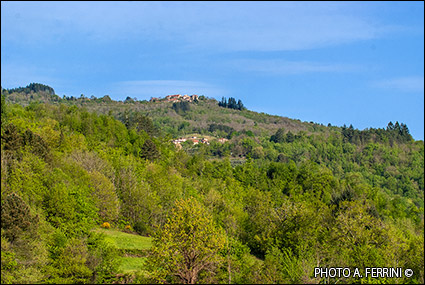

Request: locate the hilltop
(3, 83), (416, 148)
(3, 83), (328, 138)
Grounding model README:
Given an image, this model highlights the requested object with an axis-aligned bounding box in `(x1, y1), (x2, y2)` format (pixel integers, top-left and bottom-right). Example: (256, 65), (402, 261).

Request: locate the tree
(88, 171), (119, 222)
(7, 83), (55, 95)
(28, 83), (55, 95)
(327, 200), (393, 276)
(22, 129), (50, 161)
(228, 97), (237, 109)
(48, 238), (93, 283)
(270, 128), (285, 143)
(100, 95), (112, 102)
(285, 131), (295, 143)
(237, 99), (245, 110)
(1, 193), (37, 242)
(134, 113), (158, 136)
(124, 96), (134, 103)
(146, 197), (226, 284)
(2, 124), (23, 153)
(140, 139), (160, 161)
(399, 123), (412, 142)
(1, 235), (18, 284)
(1, 91), (6, 123)
(218, 97), (245, 110)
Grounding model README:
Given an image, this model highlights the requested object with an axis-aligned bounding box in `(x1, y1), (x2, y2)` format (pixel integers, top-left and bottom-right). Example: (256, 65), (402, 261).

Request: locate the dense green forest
(1, 84), (424, 284)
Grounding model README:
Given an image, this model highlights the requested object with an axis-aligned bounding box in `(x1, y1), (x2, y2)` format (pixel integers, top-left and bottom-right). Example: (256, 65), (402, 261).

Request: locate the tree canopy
(1, 85), (423, 284)
(146, 198), (226, 284)
(218, 97), (245, 110)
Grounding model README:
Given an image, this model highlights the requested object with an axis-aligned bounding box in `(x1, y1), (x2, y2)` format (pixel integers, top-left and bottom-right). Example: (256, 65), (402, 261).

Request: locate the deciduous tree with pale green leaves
(146, 197), (226, 284)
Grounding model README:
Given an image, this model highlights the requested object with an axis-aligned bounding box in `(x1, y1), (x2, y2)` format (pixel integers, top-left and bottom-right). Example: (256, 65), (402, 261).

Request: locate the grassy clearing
(119, 256), (147, 273)
(93, 227), (153, 273)
(93, 227), (152, 250)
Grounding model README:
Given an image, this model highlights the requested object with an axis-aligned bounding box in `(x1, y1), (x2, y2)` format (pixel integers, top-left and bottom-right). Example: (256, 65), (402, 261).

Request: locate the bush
(133, 221), (148, 235)
(101, 222), (111, 229)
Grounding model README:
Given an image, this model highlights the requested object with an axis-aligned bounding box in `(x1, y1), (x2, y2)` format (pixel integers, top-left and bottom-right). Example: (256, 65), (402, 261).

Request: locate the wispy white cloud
(111, 80), (227, 100)
(372, 76), (424, 93)
(228, 59), (362, 75)
(1, 1), (401, 51)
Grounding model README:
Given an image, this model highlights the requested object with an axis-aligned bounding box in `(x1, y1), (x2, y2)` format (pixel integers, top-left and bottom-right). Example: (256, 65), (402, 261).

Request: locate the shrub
(124, 225), (133, 233)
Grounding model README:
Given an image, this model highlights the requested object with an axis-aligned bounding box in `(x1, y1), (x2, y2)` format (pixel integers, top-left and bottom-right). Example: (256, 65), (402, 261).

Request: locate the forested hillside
(1, 84), (424, 284)
(2, 84), (325, 137)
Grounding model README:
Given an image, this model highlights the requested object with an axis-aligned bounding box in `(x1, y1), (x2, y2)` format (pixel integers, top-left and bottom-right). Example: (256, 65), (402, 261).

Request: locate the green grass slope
(93, 228), (152, 273)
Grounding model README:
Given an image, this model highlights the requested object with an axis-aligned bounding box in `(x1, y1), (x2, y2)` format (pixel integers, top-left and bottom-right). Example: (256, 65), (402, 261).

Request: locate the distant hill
(3, 83), (414, 145)
(2, 83), (340, 138)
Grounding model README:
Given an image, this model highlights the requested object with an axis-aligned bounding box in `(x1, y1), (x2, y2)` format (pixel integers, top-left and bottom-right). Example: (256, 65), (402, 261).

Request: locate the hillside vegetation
(3, 84), (324, 137)
(93, 227), (151, 274)
(1, 84), (424, 284)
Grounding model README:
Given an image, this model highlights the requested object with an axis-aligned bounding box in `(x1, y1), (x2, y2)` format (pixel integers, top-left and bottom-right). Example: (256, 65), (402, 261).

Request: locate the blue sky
(2, 1), (424, 140)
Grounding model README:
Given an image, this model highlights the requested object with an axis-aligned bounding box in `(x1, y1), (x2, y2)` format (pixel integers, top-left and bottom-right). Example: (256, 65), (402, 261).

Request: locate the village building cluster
(172, 136), (228, 149)
(150, 94), (199, 103)
(172, 136), (209, 148)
